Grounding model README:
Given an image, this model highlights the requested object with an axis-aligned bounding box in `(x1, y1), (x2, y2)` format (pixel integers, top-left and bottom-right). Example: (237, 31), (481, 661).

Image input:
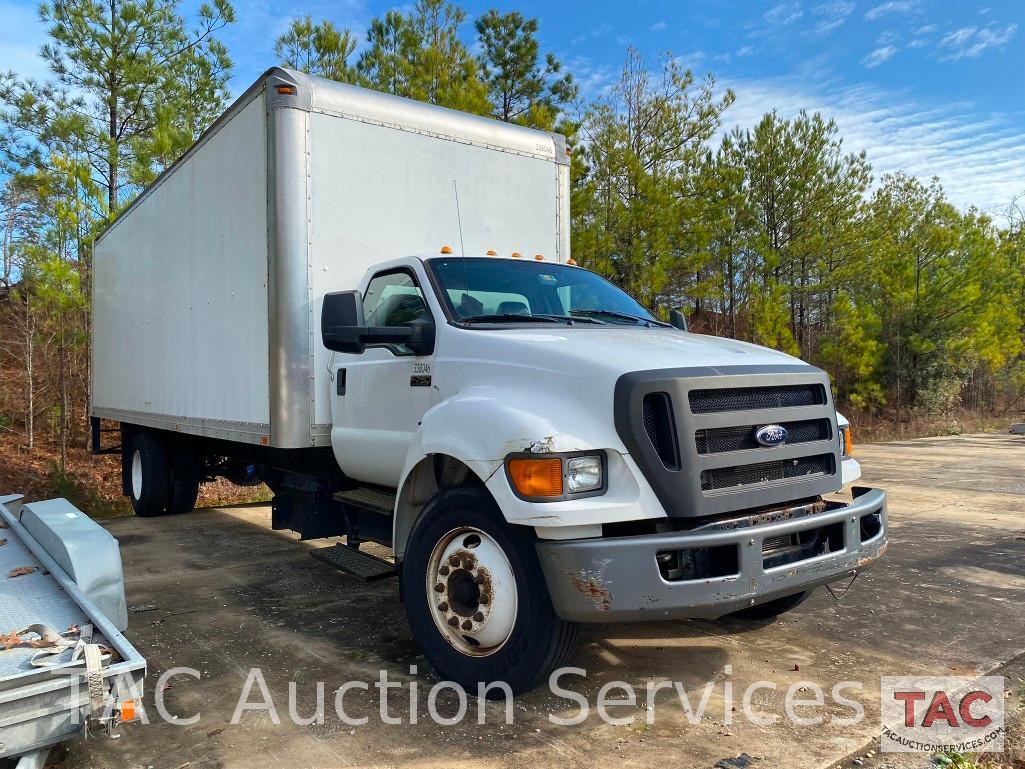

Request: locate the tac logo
(881, 676), (1005, 753)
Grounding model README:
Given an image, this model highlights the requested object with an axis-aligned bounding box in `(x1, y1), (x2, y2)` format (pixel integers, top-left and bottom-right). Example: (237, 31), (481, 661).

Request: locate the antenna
(453, 179), (466, 257)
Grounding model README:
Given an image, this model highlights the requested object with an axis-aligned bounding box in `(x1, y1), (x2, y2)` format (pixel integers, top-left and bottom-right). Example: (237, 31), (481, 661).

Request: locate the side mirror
(321, 290), (436, 355)
(669, 309), (689, 331)
(322, 291), (366, 353)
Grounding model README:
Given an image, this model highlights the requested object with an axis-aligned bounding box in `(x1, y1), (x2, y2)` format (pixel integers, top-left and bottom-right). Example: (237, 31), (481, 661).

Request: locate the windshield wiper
(461, 313), (566, 324)
(461, 313), (607, 325)
(569, 309), (671, 327)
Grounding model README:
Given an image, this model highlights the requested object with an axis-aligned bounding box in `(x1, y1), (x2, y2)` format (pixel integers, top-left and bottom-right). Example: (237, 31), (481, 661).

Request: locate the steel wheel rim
(131, 450), (143, 500)
(426, 526), (518, 657)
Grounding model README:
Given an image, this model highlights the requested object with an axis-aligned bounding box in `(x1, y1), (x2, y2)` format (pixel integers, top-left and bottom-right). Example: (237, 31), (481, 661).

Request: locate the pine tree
(275, 15), (358, 83)
(474, 10), (576, 130)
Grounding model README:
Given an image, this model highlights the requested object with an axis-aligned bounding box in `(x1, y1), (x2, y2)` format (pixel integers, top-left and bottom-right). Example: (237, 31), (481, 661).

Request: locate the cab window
(363, 270), (428, 354)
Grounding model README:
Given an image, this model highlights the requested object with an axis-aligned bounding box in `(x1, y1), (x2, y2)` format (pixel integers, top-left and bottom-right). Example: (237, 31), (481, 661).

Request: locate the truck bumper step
(310, 543), (396, 582)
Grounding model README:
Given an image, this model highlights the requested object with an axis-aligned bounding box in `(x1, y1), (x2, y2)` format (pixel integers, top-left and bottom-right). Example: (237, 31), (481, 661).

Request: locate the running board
(310, 544), (397, 582)
(332, 487), (396, 516)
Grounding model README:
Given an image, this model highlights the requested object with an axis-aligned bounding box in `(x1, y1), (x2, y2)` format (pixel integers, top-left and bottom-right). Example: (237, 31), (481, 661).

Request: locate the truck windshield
(429, 258), (665, 327)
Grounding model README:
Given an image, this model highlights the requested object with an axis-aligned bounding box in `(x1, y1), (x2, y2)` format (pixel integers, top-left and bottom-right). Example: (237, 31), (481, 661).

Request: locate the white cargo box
(91, 67), (570, 449)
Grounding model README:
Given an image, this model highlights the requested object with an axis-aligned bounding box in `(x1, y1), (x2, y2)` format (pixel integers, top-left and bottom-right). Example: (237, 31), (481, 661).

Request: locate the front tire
(128, 432), (170, 517)
(401, 486), (579, 696)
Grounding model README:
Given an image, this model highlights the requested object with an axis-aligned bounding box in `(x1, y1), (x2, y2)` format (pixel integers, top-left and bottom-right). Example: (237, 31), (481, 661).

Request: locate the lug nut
(462, 556), (475, 569)
(473, 611), (485, 622)
(434, 583), (445, 593)
(448, 616), (459, 627)
(439, 565), (450, 576)
(461, 620), (473, 631)
(438, 602), (449, 612)
(479, 594), (489, 604)
(448, 555), (460, 567)
(474, 573), (486, 585)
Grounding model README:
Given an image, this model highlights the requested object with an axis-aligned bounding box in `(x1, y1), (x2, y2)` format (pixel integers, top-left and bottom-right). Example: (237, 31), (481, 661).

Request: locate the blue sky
(2, 0), (1023, 213)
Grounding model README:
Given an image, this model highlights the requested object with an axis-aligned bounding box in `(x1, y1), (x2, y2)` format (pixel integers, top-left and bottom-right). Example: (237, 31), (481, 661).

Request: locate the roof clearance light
(511, 252), (522, 258)
(276, 85), (296, 95)
(440, 245), (454, 254)
(486, 249), (497, 256)
(534, 254), (545, 261)
(567, 258), (577, 266)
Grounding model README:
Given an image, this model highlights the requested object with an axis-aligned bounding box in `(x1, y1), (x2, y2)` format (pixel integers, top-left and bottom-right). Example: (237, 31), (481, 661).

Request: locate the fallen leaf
(8, 566), (37, 578)
(1, 631), (24, 649)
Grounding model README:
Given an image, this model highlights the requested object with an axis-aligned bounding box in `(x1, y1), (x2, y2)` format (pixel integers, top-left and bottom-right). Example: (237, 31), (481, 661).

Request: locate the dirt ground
(48, 432), (1025, 769)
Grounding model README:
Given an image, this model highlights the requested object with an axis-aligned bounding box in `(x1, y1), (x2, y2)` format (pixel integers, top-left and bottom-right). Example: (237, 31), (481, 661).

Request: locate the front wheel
(401, 486), (579, 696)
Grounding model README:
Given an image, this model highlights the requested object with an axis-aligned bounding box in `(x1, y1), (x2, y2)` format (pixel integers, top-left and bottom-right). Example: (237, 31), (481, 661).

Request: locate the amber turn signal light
(507, 458), (563, 497)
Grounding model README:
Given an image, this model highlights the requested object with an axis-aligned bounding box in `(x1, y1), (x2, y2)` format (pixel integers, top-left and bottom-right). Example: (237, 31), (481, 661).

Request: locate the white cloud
(864, 1), (918, 21)
(861, 45), (897, 67)
(941, 26), (978, 48)
(811, 1), (854, 34)
(736, 45), (756, 57)
(650, 20), (668, 32)
(719, 75), (1025, 213)
(763, 2), (804, 25)
(940, 23), (1018, 60)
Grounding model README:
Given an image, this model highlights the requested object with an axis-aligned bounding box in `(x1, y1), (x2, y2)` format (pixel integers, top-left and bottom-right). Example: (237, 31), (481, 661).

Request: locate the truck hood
(449, 326), (807, 380)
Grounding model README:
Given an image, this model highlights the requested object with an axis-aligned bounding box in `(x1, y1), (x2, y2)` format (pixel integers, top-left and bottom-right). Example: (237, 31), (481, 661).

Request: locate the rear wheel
(128, 432), (170, 517)
(401, 486), (580, 696)
(730, 590), (811, 620)
(167, 447), (200, 515)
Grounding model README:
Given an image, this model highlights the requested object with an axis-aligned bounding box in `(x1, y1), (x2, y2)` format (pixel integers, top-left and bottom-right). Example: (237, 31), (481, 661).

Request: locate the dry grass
(0, 434), (270, 519)
(842, 409), (1011, 443)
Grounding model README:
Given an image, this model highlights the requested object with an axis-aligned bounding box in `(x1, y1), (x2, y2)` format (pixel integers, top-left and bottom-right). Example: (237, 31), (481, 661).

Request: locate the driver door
(329, 268), (437, 488)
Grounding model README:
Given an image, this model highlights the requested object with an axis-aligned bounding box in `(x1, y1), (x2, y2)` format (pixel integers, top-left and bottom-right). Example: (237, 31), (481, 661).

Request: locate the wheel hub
(427, 527), (517, 656)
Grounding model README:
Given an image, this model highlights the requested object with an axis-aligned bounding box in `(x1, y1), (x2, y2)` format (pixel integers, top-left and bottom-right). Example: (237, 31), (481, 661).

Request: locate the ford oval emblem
(755, 424), (789, 447)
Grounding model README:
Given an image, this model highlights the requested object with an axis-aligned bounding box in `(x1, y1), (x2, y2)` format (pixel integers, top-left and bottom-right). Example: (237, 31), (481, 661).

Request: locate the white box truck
(91, 68), (887, 694)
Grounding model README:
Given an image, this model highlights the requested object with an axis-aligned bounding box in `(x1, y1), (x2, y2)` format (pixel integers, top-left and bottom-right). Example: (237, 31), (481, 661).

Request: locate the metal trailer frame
(0, 495), (146, 764)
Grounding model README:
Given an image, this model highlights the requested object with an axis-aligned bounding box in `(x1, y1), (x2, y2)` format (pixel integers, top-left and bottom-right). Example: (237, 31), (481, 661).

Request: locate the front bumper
(536, 487), (887, 622)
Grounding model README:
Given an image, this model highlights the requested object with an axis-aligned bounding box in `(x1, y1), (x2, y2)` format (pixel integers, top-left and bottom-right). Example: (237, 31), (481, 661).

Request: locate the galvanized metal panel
(17, 499), (128, 631)
(91, 94), (271, 438)
(307, 112), (564, 427)
(0, 496), (145, 760)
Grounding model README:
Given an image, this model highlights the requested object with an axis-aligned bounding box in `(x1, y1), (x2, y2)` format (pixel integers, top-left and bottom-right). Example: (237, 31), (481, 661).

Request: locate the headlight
(567, 455), (603, 493)
(505, 452), (606, 500)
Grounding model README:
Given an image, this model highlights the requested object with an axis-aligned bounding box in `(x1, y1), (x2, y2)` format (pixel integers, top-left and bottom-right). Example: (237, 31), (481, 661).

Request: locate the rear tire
(128, 432), (170, 517)
(730, 590), (811, 620)
(167, 446), (200, 515)
(401, 486), (580, 696)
